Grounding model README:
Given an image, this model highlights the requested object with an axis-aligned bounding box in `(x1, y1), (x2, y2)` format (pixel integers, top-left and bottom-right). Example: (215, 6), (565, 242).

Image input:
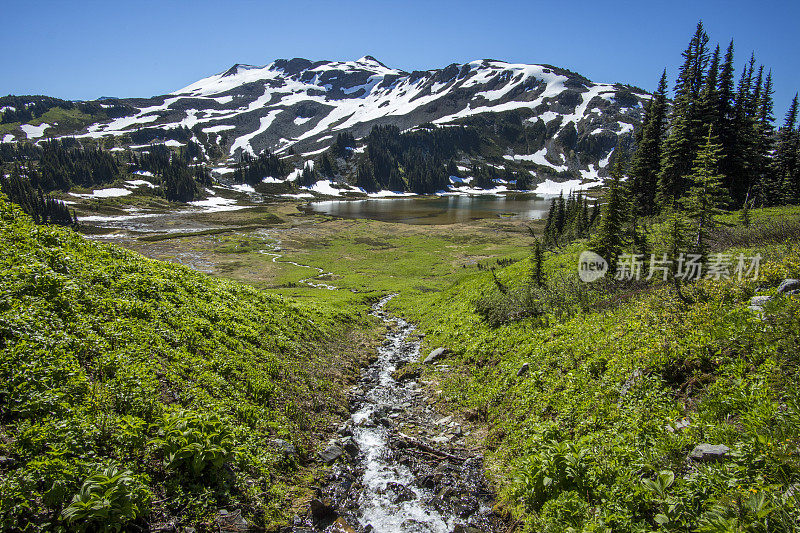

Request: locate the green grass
(384, 208), (800, 532)
(0, 107), (101, 139)
(7, 183), (800, 532)
(0, 195), (380, 530)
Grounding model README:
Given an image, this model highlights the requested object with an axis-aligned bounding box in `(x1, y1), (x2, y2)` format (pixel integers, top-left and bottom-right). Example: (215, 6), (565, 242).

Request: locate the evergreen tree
(591, 163), (627, 272)
(680, 127), (728, 260)
(773, 94), (799, 201)
(0, 170), (76, 226)
(657, 21), (710, 207)
(716, 40), (738, 186)
(629, 70), (668, 215)
(727, 56), (758, 205)
(297, 163), (318, 188)
(531, 237), (545, 286)
(697, 45), (721, 135)
(355, 159), (378, 192)
(233, 150), (288, 185)
(753, 71), (777, 204)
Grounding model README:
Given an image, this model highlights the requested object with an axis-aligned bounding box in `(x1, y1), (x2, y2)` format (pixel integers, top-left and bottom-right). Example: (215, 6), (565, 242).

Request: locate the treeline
(0, 171), (76, 225)
(125, 125), (221, 161)
(292, 124), (534, 194)
(541, 191), (601, 246)
(629, 22), (800, 215)
(233, 151), (288, 185)
(129, 144), (211, 202)
(462, 161), (534, 190)
(0, 95), (133, 123)
(0, 139), (122, 191)
(353, 124), (482, 193)
(161, 160), (211, 202)
(299, 124), (486, 194)
(0, 138), (210, 204)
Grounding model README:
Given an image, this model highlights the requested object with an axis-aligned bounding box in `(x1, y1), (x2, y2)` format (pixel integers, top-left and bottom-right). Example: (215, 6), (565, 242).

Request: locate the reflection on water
(305, 194), (553, 224)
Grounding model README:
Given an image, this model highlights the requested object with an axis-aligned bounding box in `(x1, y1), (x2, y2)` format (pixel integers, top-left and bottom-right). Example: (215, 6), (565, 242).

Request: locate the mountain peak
(221, 63), (260, 77)
(356, 55), (388, 68)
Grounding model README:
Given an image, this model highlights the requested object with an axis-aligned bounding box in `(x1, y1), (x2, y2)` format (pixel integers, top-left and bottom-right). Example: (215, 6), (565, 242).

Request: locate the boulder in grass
(423, 347), (448, 364)
(689, 443), (730, 462)
(318, 444), (344, 463)
(777, 279), (800, 294)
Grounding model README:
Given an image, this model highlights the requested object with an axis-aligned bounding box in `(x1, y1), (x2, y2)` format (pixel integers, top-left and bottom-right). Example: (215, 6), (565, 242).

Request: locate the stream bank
(288, 296), (508, 533)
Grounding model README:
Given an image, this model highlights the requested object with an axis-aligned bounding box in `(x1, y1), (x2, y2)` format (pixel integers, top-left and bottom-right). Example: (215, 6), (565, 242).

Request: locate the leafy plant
(150, 410), (233, 477)
(513, 439), (593, 512)
(62, 466), (151, 531)
(696, 490), (775, 533)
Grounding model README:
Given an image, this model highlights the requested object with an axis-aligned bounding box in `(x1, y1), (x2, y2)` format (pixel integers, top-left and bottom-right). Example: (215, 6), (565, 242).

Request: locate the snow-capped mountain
(81, 57), (644, 168)
(4, 56), (649, 183)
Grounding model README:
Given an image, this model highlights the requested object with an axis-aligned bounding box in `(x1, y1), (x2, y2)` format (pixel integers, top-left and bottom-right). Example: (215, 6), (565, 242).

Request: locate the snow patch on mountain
(230, 109), (283, 155)
(21, 123), (51, 139)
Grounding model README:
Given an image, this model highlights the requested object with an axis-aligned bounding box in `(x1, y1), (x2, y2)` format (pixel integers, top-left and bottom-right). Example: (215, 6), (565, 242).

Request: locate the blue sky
(1, 0), (798, 120)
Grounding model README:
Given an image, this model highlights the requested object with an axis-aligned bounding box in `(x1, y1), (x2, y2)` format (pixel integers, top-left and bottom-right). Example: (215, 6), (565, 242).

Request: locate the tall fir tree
(727, 55), (758, 205)
(657, 22), (710, 207)
(697, 45), (721, 134)
(716, 41), (740, 189)
(753, 71), (777, 204)
(629, 70), (668, 215)
(773, 94), (799, 202)
(591, 162), (628, 272)
(680, 126), (729, 260)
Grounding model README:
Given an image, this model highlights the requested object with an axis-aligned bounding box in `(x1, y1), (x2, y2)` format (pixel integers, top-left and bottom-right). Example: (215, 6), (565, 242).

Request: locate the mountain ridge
(1, 56), (651, 185)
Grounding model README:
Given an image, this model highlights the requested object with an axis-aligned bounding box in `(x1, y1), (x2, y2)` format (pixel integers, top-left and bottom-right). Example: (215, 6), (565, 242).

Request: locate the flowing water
(256, 230), (338, 290)
(302, 295), (505, 533)
(78, 202), (505, 531)
(349, 296), (455, 532)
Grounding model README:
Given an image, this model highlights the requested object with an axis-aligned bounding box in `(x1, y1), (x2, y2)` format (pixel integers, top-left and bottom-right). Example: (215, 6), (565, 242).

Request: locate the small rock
(271, 439), (297, 457)
(339, 436), (359, 457)
(318, 444), (344, 463)
(337, 422), (353, 437)
(330, 517), (357, 533)
(619, 368), (643, 397)
(453, 495), (479, 518)
(424, 347), (448, 364)
(309, 498), (336, 520)
(436, 416), (453, 426)
(517, 363), (530, 377)
(750, 295), (772, 308)
(689, 443), (730, 462)
(777, 279), (800, 294)
(216, 509), (249, 532)
(386, 482), (417, 503)
(665, 418), (691, 433)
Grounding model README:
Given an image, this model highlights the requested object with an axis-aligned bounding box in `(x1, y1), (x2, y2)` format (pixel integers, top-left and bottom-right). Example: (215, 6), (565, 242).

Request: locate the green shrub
(62, 466), (151, 531)
(150, 410), (233, 477)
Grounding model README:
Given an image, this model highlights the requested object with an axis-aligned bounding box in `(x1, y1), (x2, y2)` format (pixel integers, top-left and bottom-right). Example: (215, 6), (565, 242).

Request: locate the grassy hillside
(0, 195), (377, 530)
(393, 212), (800, 532)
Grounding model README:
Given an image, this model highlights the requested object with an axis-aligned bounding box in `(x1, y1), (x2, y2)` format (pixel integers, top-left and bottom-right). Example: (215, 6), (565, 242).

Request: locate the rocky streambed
(289, 296), (508, 533)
